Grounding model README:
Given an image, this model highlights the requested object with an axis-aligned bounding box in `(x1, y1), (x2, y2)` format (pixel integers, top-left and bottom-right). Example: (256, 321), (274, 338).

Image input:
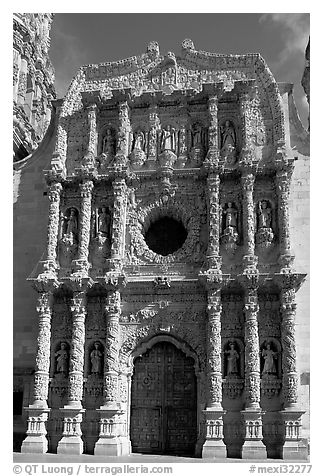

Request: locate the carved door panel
(130, 341), (197, 455)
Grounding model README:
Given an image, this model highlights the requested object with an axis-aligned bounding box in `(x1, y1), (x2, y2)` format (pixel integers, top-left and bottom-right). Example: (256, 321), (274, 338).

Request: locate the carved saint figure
(90, 342), (103, 375)
(102, 128), (115, 155)
(133, 130), (145, 151)
(262, 343), (277, 375)
(225, 343), (239, 376)
(258, 201), (272, 229)
(55, 342), (69, 375)
(97, 207), (110, 237)
(220, 120), (236, 151)
(161, 125), (176, 152)
(223, 202), (238, 229)
(65, 208), (78, 239)
(192, 124), (203, 147)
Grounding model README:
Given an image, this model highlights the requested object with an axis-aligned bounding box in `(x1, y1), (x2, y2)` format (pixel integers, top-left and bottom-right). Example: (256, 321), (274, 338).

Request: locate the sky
(49, 13), (310, 128)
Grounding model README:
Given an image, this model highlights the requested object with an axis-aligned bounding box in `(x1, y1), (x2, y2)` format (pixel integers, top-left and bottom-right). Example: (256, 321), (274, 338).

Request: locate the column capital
(48, 182), (63, 202)
(79, 179), (94, 198)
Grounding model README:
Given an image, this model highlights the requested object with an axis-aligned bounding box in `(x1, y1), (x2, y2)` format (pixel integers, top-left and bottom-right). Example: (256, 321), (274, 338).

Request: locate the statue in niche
(58, 208), (78, 267)
(220, 120), (237, 164)
(261, 343), (278, 375)
(55, 342), (69, 376)
(101, 128), (115, 156)
(256, 200), (275, 250)
(191, 124), (203, 147)
(130, 130), (146, 167)
(97, 207), (110, 238)
(91, 207), (111, 267)
(133, 130), (145, 151)
(223, 202), (238, 229)
(161, 125), (176, 153)
(257, 200), (272, 229)
(225, 342), (240, 376)
(90, 342), (103, 375)
(63, 208), (78, 240)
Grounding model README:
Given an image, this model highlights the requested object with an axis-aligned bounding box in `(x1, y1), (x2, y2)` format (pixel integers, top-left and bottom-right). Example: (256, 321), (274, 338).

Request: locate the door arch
(130, 340), (197, 456)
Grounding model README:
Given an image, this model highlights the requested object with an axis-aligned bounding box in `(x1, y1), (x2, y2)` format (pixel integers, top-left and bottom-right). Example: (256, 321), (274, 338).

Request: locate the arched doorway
(130, 341), (197, 456)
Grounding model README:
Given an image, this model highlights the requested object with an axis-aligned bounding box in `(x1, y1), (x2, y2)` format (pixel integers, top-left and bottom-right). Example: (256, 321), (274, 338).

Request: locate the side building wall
(13, 106), (57, 450)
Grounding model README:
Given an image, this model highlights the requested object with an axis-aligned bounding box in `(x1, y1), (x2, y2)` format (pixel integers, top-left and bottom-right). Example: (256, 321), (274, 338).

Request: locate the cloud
(259, 13), (309, 65)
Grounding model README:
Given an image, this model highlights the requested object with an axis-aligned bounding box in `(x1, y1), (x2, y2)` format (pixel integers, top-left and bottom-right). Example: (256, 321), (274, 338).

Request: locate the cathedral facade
(15, 39), (310, 459)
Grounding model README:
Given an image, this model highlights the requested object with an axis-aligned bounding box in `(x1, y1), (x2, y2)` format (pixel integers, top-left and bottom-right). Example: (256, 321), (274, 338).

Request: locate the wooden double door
(130, 341), (197, 456)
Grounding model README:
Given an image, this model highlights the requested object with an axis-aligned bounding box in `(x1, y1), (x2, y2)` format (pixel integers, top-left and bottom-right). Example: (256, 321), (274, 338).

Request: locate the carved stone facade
(13, 13), (56, 162)
(17, 39), (309, 459)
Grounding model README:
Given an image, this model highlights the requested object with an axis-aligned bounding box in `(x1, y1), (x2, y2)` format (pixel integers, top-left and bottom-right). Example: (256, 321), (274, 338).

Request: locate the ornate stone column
(276, 167), (294, 271)
(57, 291), (86, 455)
(109, 179), (127, 270)
(205, 94), (220, 166)
(240, 280), (267, 458)
(239, 84), (256, 158)
(95, 290), (129, 455)
(116, 101), (131, 161)
(41, 182), (62, 274)
(177, 101), (188, 167)
(73, 180), (93, 275)
(17, 50), (28, 106)
(147, 103), (160, 168)
(206, 173), (221, 270)
(279, 285), (307, 459)
(241, 170), (258, 271)
(21, 290), (54, 454)
(202, 286), (226, 458)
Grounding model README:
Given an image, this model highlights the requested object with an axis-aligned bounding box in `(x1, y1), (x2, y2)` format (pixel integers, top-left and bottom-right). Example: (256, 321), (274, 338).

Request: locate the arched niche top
(130, 333), (201, 375)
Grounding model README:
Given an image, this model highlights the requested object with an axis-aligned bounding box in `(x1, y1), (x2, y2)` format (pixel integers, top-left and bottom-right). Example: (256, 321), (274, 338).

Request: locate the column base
(241, 409), (267, 459)
(57, 436), (84, 455)
(21, 407), (50, 454)
(94, 436), (131, 456)
(241, 439), (267, 459)
(281, 440), (309, 460)
(202, 439), (227, 459)
(94, 406), (130, 456)
(280, 409), (308, 460)
(202, 408), (227, 459)
(57, 407), (85, 455)
(21, 435), (48, 454)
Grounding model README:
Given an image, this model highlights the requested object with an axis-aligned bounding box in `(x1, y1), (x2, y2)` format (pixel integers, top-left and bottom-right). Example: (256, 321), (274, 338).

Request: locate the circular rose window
(144, 217), (188, 256)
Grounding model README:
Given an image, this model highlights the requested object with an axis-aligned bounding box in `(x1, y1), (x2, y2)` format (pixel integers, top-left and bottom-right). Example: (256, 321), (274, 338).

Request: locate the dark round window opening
(144, 217), (188, 256)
